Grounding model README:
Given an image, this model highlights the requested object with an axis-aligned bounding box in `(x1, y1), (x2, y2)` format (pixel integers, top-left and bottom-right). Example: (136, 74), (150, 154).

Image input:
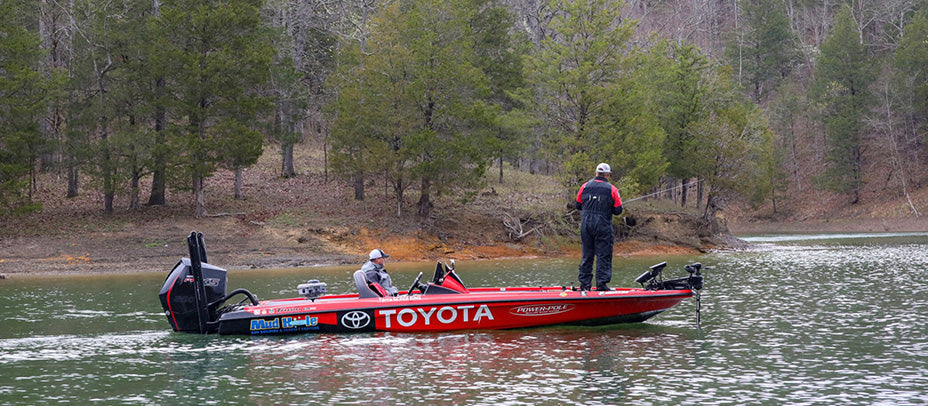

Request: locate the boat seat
(353, 270), (386, 298)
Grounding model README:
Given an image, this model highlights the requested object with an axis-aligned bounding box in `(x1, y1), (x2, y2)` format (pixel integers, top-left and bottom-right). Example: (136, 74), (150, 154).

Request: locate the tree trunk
(323, 130), (329, 183)
(353, 172), (365, 200)
(281, 142), (295, 178)
(39, 0), (64, 173)
(394, 177), (404, 217)
(703, 190), (719, 221)
(102, 130), (114, 214)
(129, 170), (140, 210)
(417, 177), (432, 218)
(194, 174), (206, 218)
(851, 145), (861, 204)
(498, 153), (504, 184)
(148, 165), (166, 205)
(696, 179), (703, 210)
(67, 165), (79, 198)
(790, 121), (801, 194)
(148, 77), (167, 206)
(276, 99), (297, 179)
(148, 3), (166, 206)
(681, 178), (689, 208)
(98, 69), (114, 214)
(234, 168), (244, 199)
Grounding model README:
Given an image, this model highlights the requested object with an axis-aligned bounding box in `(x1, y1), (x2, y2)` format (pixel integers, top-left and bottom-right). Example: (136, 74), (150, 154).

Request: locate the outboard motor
(158, 232), (228, 334)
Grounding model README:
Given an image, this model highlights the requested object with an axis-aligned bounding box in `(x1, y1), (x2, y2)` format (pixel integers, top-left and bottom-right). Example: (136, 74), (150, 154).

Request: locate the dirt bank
(0, 210), (722, 277)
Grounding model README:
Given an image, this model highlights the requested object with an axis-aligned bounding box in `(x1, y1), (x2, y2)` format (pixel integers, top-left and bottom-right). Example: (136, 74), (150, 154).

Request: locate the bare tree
(867, 73), (921, 216)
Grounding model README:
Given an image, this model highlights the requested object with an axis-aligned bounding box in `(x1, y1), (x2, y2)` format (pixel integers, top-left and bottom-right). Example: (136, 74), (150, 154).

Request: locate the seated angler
(362, 249), (399, 296)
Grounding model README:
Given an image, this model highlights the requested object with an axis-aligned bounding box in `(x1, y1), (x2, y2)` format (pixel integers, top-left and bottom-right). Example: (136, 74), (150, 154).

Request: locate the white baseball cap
(369, 249), (390, 260)
(596, 163), (611, 173)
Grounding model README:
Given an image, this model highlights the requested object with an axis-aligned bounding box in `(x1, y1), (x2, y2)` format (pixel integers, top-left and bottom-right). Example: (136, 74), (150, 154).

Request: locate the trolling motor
(158, 231), (258, 334)
(635, 261), (703, 291)
(635, 261), (705, 325)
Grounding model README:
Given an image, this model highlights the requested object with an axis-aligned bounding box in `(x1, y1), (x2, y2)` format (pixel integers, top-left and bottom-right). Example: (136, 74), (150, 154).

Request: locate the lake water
(2, 233), (928, 405)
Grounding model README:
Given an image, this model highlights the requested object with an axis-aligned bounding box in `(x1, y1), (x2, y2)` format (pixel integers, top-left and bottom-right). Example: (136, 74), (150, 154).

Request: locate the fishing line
(623, 178), (704, 204)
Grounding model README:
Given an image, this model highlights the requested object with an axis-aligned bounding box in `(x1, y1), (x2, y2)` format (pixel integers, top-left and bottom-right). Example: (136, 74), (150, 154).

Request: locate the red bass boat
(159, 232), (704, 335)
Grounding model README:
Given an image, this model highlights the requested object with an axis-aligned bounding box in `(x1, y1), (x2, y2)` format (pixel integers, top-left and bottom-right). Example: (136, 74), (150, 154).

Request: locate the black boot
(596, 284), (611, 291)
(579, 284), (591, 291)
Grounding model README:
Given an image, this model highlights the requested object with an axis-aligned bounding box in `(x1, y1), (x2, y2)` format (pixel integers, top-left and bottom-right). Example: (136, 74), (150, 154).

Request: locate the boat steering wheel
(408, 272), (424, 295)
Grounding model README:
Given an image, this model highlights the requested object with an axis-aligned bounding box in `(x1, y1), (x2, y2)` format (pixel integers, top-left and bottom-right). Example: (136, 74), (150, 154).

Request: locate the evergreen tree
(328, 0), (499, 217)
(686, 65), (776, 218)
(156, 0), (273, 217)
(527, 0), (666, 194)
(0, 0), (53, 215)
(894, 10), (928, 153)
(726, 0), (798, 102)
(146, 0), (170, 206)
(812, 5), (875, 204)
(653, 43), (709, 207)
(63, 0), (154, 213)
(469, 0), (531, 183)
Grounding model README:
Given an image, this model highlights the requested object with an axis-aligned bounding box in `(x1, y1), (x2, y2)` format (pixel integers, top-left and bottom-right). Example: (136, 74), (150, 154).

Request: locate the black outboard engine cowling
(159, 258), (228, 333)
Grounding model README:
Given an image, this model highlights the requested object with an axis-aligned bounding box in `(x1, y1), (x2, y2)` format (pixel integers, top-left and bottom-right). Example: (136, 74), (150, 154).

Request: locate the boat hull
(216, 286), (693, 335)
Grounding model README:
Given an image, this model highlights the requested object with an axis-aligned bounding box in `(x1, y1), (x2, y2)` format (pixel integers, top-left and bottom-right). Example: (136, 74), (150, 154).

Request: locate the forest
(2, 0), (928, 222)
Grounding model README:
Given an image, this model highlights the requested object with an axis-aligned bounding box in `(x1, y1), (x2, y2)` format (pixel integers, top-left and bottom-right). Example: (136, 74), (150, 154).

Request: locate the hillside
(727, 190), (928, 235)
(0, 142), (711, 276)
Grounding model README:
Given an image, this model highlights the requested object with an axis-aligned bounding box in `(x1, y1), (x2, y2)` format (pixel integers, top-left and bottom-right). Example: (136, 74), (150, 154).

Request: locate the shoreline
(726, 216), (928, 235)
(5, 217), (928, 278)
(0, 238), (705, 278)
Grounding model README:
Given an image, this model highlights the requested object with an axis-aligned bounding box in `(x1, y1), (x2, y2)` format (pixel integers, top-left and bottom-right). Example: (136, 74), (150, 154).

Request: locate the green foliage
(652, 43), (710, 182)
(527, 0), (666, 191)
(635, 43), (777, 214)
(155, 0), (272, 213)
(766, 78), (806, 207)
(894, 10), (928, 144)
(725, 0), (798, 102)
(62, 0), (157, 211)
(327, 0), (503, 216)
(688, 66), (776, 206)
(469, 0), (531, 173)
(812, 5), (875, 201)
(0, 0), (808, 220)
(0, 0), (52, 215)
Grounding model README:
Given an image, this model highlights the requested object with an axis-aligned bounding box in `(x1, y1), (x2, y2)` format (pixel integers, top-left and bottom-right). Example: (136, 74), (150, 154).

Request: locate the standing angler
(575, 163), (623, 291)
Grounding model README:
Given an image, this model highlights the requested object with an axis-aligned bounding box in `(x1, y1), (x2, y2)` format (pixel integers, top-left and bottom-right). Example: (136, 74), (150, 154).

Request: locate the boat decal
(250, 318), (280, 331)
(281, 315), (318, 328)
(182, 276), (220, 287)
(249, 315), (321, 334)
(510, 304), (575, 317)
(276, 306), (318, 314)
(380, 295), (423, 302)
(378, 304), (494, 328)
(341, 311), (372, 329)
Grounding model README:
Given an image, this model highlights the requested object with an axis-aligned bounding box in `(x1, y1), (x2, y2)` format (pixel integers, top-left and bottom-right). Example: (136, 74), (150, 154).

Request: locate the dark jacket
(575, 176), (623, 221)
(361, 260), (399, 296)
